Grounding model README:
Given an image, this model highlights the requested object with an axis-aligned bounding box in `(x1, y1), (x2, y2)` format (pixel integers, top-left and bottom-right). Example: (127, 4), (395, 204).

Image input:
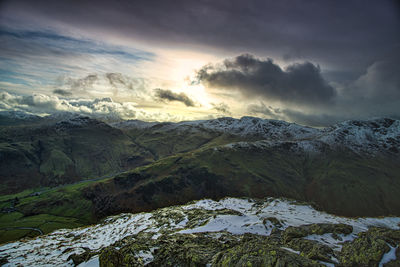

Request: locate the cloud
(2, 0), (398, 75)
(105, 73), (148, 96)
(202, 53), (400, 126)
(65, 74), (98, 91)
(53, 72), (151, 100)
(348, 56), (400, 101)
(53, 89), (72, 96)
(106, 73), (130, 89)
(211, 102), (231, 115)
(332, 54), (400, 119)
(247, 102), (346, 127)
(196, 54), (336, 105)
(247, 102), (280, 118)
(0, 91), (182, 121)
(153, 88), (195, 107)
(0, 27), (155, 95)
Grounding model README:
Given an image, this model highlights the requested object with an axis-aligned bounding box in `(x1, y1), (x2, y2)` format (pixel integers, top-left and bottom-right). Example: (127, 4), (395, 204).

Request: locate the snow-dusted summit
(114, 116), (400, 154)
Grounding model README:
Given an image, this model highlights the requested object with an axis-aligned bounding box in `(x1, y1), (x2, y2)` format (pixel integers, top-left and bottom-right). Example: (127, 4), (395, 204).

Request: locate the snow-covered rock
(318, 118), (400, 153)
(1, 197), (399, 266)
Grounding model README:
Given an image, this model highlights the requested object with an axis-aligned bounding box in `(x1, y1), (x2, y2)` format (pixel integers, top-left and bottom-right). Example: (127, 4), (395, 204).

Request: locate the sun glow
(182, 83), (211, 108)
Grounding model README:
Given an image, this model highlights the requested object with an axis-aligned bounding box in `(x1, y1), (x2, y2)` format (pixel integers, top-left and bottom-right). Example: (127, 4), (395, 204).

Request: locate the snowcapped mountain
(1, 197), (399, 266)
(53, 115), (111, 131)
(2, 109), (398, 155)
(114, 116), (319, 140)
(0, 110), (41, 120)
(0, 110), (42, 126)
(114, 116), (400, 154)
(318, 118), (400, 153)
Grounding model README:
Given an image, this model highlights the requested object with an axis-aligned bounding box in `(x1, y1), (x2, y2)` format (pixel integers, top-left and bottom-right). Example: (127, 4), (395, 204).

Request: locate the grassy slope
(122, 126), (248, 159)
(0, 121), (154, 194)
(0, 179), (104, 244)
(0, 128), (246, 244)
(1, 143), (399, 244)
(83, 144), (400, 219)
(0, 119), (246, 195)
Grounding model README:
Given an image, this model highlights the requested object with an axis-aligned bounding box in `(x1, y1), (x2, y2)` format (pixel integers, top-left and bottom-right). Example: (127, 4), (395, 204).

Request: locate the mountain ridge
(0, 113), (399, 245)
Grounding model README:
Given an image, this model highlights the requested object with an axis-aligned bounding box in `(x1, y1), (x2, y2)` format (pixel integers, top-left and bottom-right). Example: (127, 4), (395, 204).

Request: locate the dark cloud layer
(1, 0), (399, 74)
(197, 54), (336, 105)
(246, 53), (400, 126)
(0, 0), (399, 125)
(154, 89), (195, 107)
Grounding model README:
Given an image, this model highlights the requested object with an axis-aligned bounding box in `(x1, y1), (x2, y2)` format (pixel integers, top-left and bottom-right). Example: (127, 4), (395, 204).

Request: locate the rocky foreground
(0, 197), (399, 266)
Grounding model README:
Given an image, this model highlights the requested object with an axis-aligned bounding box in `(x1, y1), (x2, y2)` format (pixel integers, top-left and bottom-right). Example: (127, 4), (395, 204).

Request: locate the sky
(0, 0), (399, 126)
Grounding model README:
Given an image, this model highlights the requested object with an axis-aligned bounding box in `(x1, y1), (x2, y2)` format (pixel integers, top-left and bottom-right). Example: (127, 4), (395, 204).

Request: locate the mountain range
(0, 112), (399, 263)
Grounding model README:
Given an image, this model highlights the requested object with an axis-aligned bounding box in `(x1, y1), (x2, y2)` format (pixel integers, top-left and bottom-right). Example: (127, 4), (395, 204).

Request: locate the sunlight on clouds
(182, 84), (211, 108)
(0, 91), (191, 121)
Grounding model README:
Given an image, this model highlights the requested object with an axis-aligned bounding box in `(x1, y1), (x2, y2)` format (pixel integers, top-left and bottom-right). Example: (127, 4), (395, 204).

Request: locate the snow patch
(379, 245), (398, 267)
(1, 197), (399, 266)
(77, 256), (99, 267)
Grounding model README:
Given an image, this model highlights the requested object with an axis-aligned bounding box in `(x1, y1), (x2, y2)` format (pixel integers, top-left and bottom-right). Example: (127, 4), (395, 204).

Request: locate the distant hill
(0, 115), (154, 194)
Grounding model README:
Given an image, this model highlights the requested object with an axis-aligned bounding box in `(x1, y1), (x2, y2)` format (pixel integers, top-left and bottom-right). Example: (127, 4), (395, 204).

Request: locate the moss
(211, 234), (323, 267)
(93, 223), (400, 267)
(285, 238), (334, 263)
(282, 223), (353, 242)
(339, 227), (394, 266)
(67, 249), (95, 266)
(99, 247), (123, 267)
(150, 233), (228, 266)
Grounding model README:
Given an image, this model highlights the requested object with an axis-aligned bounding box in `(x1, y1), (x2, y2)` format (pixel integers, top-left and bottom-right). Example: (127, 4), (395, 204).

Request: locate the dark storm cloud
(1, 0), (398, 74)
(247, 53), (400, 126)
(53, 89), (72, 96)
(197, 54), (336, 105)
(349, 55), (400, 101)
(245, 52), (400, 126)
(154, 89), (195, 107)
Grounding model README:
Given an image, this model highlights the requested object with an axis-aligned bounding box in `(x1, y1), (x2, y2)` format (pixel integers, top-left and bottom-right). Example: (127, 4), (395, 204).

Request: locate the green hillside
(83, 143), (400, 218)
